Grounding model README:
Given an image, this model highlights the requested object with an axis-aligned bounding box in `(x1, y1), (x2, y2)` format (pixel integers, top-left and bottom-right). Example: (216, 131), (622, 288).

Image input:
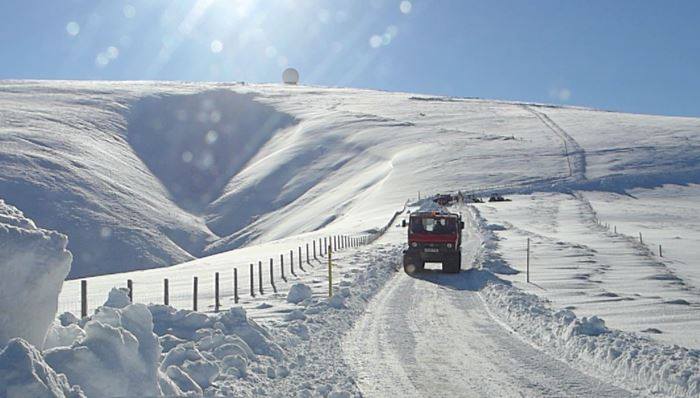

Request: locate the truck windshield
(410, 217), (455, 234)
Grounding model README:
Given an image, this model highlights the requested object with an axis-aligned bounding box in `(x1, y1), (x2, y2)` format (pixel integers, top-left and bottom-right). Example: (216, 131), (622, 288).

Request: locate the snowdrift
(0, 199), (72, 348)
(0, 239), (400, 397)
(481, 283), (700, 397)
(1, 81), (699, 279)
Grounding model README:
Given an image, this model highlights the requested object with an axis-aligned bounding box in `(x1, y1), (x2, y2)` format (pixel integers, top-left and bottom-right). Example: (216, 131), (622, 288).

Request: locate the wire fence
(58, 227), (399, 318)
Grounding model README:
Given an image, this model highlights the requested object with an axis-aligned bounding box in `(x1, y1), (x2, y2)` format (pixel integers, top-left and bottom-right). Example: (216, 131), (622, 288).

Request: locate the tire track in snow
(343, 207), (631, 397)
(524, 105), (587, 181)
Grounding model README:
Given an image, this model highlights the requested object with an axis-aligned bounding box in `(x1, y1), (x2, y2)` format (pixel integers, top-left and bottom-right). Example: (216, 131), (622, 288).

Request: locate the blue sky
(2, 0), (699, 117)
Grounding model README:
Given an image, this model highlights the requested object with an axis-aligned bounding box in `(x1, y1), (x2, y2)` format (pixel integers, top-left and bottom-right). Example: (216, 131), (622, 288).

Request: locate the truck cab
(402, 211), (464, 274)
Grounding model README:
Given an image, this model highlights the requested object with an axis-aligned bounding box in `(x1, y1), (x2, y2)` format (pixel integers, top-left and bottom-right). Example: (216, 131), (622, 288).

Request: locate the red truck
(402, 211), (464, 273)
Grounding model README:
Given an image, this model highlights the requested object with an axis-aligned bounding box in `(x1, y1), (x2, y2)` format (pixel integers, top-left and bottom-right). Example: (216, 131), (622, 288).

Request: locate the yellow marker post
(328, 244), (333, 297)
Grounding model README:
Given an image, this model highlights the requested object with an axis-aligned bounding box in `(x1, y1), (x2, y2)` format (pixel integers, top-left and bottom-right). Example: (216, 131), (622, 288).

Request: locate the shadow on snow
(406, 267), (510, 292)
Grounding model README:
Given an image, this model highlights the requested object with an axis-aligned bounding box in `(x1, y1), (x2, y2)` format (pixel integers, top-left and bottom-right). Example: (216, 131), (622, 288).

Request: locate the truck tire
(403, 253), (424, 274)
(443, 253), (461, 273)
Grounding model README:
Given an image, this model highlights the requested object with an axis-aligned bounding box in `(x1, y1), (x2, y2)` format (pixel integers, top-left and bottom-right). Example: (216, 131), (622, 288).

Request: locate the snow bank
(468, 205), (519, 275)
(0, 236), (401, 396)
(0, 199), (72, 348)
(44, 303), (180, 397)
(149, 305), (288, 396)
(0, 338), (84, 398)
(480, 282), (700, 397)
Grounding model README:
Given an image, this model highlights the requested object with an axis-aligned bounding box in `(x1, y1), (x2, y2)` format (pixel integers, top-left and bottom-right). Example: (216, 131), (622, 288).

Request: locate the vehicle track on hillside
(343, 209), (631, 397)
(524, 106), (587, 181)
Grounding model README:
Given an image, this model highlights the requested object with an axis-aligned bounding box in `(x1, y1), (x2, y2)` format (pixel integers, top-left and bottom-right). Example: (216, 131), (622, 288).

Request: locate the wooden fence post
(127, 279), (133, 302)
(81, 280), (87, 318)
(290, 250), (295, 275)
(258, 261), (264, 295)
(215, 272), (220, 312)
(298, 246), (305, 272)
(659, 244), (663, 257)
(250, 263), (255, 297)
(280, 254), (286, 282)
(234, 268), (239, 304)
(328, 244), (333, 297)
(639, 232), (643, 244)
(193, 276), (198, 311)
(270, 258), (277, 293)
(164, 278), (169, 306)
(526, 238), (530, 283)
(306, 243), (310, 265)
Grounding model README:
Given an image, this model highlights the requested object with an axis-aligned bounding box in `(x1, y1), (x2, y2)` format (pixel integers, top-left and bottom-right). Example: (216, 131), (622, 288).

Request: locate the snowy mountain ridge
(1, 80), (699, 278)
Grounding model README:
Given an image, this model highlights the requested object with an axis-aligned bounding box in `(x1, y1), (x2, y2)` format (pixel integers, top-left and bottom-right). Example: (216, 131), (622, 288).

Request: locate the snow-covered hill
(2, 81), (699, 278)
(3, 81), (700, 397)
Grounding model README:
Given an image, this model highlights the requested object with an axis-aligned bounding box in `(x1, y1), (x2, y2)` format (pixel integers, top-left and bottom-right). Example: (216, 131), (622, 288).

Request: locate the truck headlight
(446, 243), (453, 248)
(411, 242), (418, 247)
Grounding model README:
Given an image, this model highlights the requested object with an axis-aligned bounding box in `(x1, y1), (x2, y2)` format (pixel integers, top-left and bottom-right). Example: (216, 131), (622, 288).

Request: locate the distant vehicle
(401, 211), (464, 273)
(433, 194), (454, 206)
(488, 193), (511, 202)
(466, 194), (484, 203)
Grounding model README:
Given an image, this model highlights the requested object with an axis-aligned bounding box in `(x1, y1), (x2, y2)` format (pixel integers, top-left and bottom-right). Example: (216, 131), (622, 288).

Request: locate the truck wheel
(443, 254), (461, 273)
(403, 253), (424, 274)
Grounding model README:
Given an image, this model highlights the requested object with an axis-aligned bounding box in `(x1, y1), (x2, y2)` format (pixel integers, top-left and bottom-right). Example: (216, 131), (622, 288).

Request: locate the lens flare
(210, 40), (223, 53)
(65, 21), (80, 36)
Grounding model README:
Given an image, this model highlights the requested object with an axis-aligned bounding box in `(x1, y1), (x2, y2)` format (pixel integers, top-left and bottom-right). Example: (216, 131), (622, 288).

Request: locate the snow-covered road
(343, 209), (633, 397)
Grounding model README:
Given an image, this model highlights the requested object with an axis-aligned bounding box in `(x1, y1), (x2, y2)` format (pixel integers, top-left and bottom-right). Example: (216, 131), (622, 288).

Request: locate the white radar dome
(282, 68), (299, 85)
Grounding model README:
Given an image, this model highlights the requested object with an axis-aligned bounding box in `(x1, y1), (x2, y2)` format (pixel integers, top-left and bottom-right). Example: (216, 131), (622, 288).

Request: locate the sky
(1, 0), (699, 117)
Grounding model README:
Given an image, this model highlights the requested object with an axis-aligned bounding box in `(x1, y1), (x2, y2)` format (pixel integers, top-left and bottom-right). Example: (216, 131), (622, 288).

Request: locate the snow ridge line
(524, 105), (587, 181)
(469, 204), (700, 398)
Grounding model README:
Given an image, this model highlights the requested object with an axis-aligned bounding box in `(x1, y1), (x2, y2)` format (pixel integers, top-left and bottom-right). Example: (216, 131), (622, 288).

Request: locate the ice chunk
(166, 365), (203, 395)
(222, 354), (247, 377)
(182, 359), (219, 388)
(565, 316), (608, 338)
(218, 308), (283, 360)
(287, 283), (312, 304)
(103, 287), (131, 309)
(328, 294), (347, 309)
(0, 338), (84, 398)
(159, 334), (186, 353)
(43, 322), (85, 350)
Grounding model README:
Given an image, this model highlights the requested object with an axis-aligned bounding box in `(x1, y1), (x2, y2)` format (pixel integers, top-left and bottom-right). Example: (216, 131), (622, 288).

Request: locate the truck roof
(410, 211), (460, 218)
